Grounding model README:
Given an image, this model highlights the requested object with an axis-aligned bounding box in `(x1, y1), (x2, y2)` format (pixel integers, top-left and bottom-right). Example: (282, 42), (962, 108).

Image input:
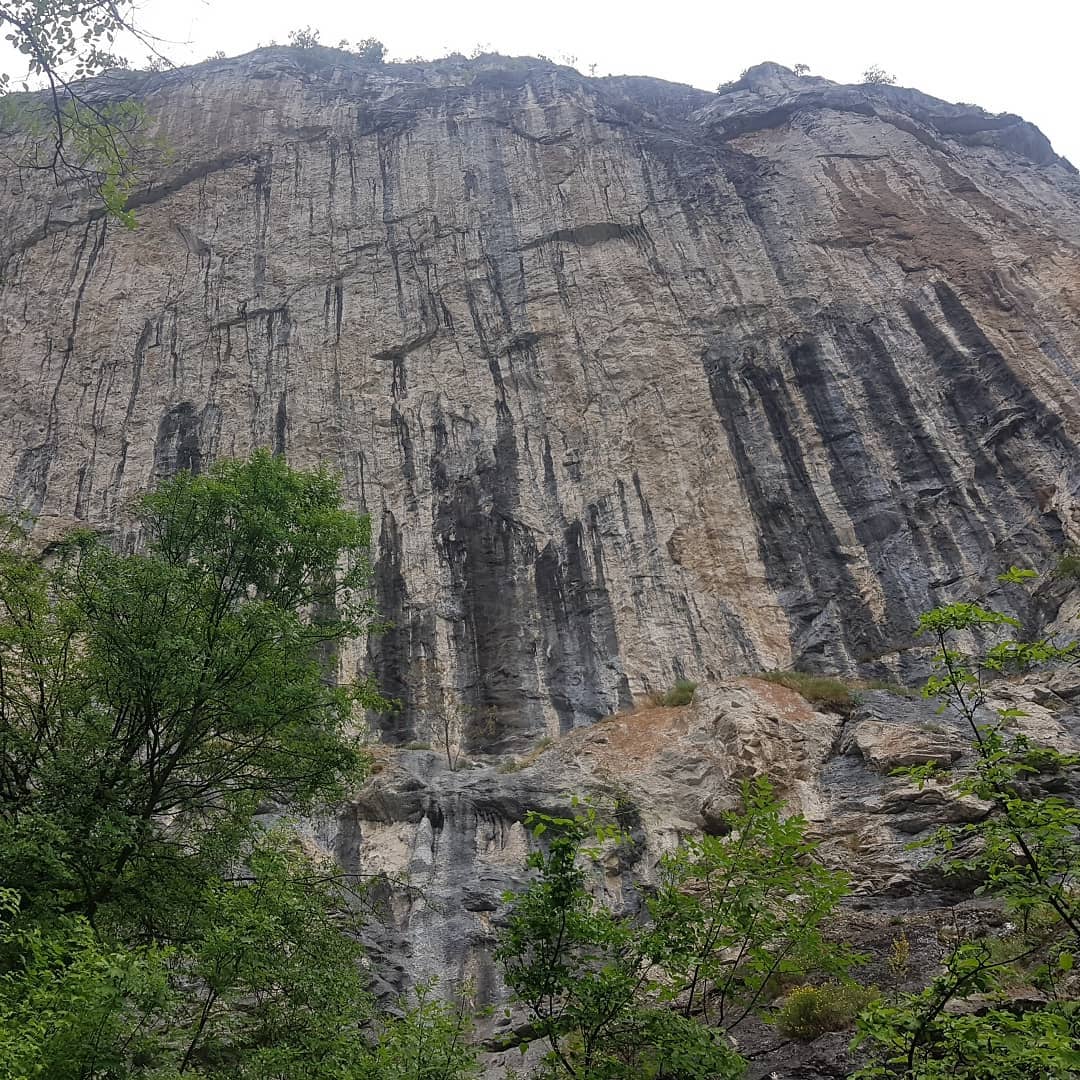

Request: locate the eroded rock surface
(322, 678), (1079, 975)
(2, 53), (1080, 1074)
(316, 675), (1078, 1076)
(1, 53), (1079, 750)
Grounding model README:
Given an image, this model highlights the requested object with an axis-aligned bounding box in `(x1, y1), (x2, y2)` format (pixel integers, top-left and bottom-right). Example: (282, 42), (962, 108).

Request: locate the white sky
(4, 0), (1080, 164)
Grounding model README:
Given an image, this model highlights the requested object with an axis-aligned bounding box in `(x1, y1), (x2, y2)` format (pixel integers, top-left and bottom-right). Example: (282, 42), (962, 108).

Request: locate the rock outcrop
(1, 51), (1078, 751)
(2, 52), (1080, 1072)
(318, 674), (1079, 1075)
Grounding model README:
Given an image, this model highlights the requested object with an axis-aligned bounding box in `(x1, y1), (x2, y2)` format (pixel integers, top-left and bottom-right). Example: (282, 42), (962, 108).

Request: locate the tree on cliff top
(861, 65), (896, 85)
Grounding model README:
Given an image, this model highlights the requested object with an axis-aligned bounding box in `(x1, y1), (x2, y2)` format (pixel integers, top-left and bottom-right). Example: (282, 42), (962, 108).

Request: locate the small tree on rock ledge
(861, 65), (897, 85)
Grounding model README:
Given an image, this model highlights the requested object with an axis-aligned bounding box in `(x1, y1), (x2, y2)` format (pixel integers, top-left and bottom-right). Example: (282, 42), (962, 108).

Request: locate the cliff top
(72, 50), (1072, 173)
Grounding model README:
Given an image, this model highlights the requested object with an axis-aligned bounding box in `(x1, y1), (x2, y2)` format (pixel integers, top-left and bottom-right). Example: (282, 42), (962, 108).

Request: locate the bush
(861, 65), (896, 85)
(352, 37), (386, 63)
(288, 26), (321, 48)
(758, 671), (855, 714)
(498, 778), (854, 1077)
(777, 982), (878, 1040)
(853, 577), (1080, 1079)
(1056, 548), (1080, 582)
(663, 679), (698, 706)
(648, 679), (698, 707)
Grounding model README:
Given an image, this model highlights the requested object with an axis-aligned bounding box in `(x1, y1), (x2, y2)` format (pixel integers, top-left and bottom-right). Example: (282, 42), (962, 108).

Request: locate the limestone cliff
(3, 48), (1080, 1077)
(2, 51), (1079, 753)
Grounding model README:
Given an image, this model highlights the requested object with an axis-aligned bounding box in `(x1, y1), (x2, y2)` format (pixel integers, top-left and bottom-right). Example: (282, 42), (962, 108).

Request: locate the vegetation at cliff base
(493, 566), (1080, 1078)
(0, 454), (865, 1077)
(0, 452), (475, 1078)
(850, 569), (1080, 1079)
(497, 781), (859, 1077)
(777, 982), (879, 1040)
(0, 452), (1077, 1078)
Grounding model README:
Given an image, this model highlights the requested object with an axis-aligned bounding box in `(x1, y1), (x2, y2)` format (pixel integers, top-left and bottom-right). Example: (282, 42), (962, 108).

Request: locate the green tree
(288, 25), (321, 48)
(353, 37), (387, 64)
(497, 781), (855, 1078)
(649, 777), (858, 1029)
(0, 837), (377, 1079)
(0, 886), (170, 1079)
(357, 979), (480, 1080)
(1, 450), (386, 925)
(854, 941), (1080, 1079)
(861, 65), (896, 85)
(852, 569), (1080, 1077)
(0, 451), (434, 1077)
(0, 1), (164, 218)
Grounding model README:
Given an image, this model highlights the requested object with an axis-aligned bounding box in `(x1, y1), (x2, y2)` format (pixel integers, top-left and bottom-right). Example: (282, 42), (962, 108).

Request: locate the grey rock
(844, 719), (963, 771)
(2, 50), (1080, 1077)
(1, 50), (1078, 749)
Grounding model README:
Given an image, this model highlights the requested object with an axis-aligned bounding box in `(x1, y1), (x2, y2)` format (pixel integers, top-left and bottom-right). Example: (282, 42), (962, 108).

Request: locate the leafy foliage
(350, 37), (387, 64)
(854, 941), (1080, 1078)
(0, 0), (164, 218)
(1056, 547), (1080, 582)
(1, 450), (386, 924)
(0, 453), (473, 1077)
(287, 28), (386, 63)
(0, 1), (133, 85)
(288, 25), (321, 48)
(0, 887), (169, 1079)
(497, 781), (855, 1077)
(909, 589), (1080, 936)
(358, 980), (480, 1080)
(861, 66), (897, 85)
(164, 833), (374, 1077)
(649, 777), (859, 1027)
(852, 571), (1080, 1076)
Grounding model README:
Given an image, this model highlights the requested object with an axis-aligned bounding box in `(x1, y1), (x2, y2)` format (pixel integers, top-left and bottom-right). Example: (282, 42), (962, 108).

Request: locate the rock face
(3, 51), (1080, 1076)
(320, 677), (1079, 1076)
(1, 52), (1079, 753)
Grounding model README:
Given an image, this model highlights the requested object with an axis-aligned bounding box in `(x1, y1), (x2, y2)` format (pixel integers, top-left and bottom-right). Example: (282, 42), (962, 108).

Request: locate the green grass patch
(1056, 548), (1080, 582)
(758, 671), (856, 714)
(776, 982), (879, 1041)
(757, 671), (916, 711)
(497, 736), (554, 773)
(647, 679), (698, 708)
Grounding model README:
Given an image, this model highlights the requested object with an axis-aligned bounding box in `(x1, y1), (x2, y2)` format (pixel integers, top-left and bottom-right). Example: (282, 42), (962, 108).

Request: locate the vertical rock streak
(0, 52), (1078, 745)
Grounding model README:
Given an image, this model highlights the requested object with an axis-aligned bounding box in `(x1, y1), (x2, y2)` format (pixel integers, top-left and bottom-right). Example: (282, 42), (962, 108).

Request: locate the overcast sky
(3, 0), (1079, 164)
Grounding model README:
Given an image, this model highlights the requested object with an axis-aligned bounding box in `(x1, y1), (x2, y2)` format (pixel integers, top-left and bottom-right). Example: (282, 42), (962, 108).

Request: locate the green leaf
(997, 566), (1038, 584)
